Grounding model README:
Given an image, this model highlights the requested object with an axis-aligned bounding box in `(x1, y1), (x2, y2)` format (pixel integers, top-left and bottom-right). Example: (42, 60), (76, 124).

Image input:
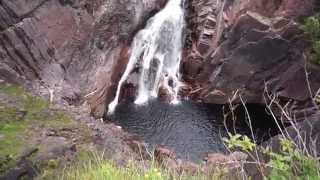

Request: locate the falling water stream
(108, 0), (185, 114)
(106, 0), (228, 161)
(105, 0), (280, 162)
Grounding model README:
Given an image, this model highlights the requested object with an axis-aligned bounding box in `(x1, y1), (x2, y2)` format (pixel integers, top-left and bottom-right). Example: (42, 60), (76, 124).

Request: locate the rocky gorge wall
(184, 0), (320, 121)
(0, 0), (167, 118)
(0, 0), (320, 121)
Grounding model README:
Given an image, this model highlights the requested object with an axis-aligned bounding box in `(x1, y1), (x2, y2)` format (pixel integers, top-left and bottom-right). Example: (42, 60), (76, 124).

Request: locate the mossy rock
(0, 84), (27, 97)
(0, 84), (77, 175)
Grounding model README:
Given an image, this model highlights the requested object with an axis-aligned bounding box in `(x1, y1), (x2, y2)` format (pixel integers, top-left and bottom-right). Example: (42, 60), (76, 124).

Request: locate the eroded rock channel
(1, 0), (320, 179)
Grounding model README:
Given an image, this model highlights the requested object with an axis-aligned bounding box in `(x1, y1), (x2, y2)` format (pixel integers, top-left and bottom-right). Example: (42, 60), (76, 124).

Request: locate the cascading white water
(108, 0), (185, 114)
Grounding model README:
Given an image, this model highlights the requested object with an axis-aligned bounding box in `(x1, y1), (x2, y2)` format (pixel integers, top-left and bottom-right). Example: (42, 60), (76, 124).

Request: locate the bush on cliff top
(224, 134), (320, 180)
(303, 13), (320, 64)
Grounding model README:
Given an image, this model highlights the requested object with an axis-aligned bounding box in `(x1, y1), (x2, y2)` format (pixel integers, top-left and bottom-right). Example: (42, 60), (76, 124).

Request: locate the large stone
(0, 0), (48, 30)
(0, 17), (53, 81)
(186, 10), (320, 118)
(154, 145), (177, 164)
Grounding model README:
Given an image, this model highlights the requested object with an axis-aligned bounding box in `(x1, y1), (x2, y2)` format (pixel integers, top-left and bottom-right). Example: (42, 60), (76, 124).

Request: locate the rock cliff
(0, 0), (166, 118)
(0, 0), (319, 120)
(184, 0), (320, 120)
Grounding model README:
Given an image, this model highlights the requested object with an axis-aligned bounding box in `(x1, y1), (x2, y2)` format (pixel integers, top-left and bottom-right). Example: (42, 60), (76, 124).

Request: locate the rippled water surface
(108, 100), (228, 162)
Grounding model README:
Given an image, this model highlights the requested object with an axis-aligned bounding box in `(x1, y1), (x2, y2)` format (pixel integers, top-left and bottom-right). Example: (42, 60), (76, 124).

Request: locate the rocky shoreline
(1, 0), (320, 179)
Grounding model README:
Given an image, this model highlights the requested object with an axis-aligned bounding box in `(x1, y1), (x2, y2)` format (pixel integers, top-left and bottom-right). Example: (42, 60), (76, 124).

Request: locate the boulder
(153, 145), (248, 177)
(178, 161), (199, 175)
(185, 6), (320, 119)
(154, 145), (180, 170)
(202, 152), (247, 174)
(154, 145), (177, 164)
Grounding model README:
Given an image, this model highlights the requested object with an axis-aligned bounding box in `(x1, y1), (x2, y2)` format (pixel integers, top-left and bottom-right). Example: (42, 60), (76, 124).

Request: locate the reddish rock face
(265, 0), (315, 17)
(1, 0), (319, 119)
(0, 0), (167, 118)
(224, 0), (316, 18)
(183, 0), (320, 120)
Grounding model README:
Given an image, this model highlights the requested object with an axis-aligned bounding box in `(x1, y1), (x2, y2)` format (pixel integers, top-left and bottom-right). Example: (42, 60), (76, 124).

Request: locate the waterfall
(108, 0), (185, 114)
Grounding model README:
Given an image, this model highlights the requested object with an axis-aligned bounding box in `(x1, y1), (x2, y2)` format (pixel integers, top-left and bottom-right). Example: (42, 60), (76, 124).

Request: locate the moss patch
(0, 84), (27, 98)
(0, 84), (79, 176)
(0, 105), (27, 175)
(0, 83), (73, 126)
(0, 121), (25, 156)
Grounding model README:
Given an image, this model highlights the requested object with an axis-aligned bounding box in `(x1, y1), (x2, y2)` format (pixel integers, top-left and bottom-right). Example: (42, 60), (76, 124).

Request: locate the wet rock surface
(184, 0), (320, 120)
(0, 0), (167, 118)
(0, 0), (320, 178)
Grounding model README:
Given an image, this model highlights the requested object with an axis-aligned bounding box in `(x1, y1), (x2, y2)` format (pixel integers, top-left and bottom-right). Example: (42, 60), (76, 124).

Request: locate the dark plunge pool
(106, 100), (279, 162)
(106, 100), (227, 162)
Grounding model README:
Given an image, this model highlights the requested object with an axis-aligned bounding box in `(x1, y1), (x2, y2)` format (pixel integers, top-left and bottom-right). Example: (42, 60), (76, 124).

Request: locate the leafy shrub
(224, 134), (320, 179)
(223, 133), (256, 151)
(303, 13), (320, 64)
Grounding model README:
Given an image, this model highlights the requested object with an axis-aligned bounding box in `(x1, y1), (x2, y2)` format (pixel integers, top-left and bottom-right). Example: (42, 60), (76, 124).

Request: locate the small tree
(303, 13), (320, 64)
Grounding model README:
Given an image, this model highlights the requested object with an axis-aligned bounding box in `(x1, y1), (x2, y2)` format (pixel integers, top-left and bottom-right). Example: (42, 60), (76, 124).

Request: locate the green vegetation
(265, 138), (320, 180)
(0, 119), (25, 175)
(1, 84), (319, 179)
(303, 13), (320, 64)
(0, 83), (73, 126)
(0, 104), (28, 175)
(60, 156), (166, 180)
(40, 150), (211, 180)
(0, 84), (74, 175)
(0, 83), (71, 125)
(35, 133), (320, 180)
(224, 134), (320, 180)
(0, 84), (28, 97)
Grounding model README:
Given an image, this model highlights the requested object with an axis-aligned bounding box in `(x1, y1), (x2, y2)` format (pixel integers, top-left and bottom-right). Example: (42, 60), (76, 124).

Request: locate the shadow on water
(105, 100), (280, 162)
